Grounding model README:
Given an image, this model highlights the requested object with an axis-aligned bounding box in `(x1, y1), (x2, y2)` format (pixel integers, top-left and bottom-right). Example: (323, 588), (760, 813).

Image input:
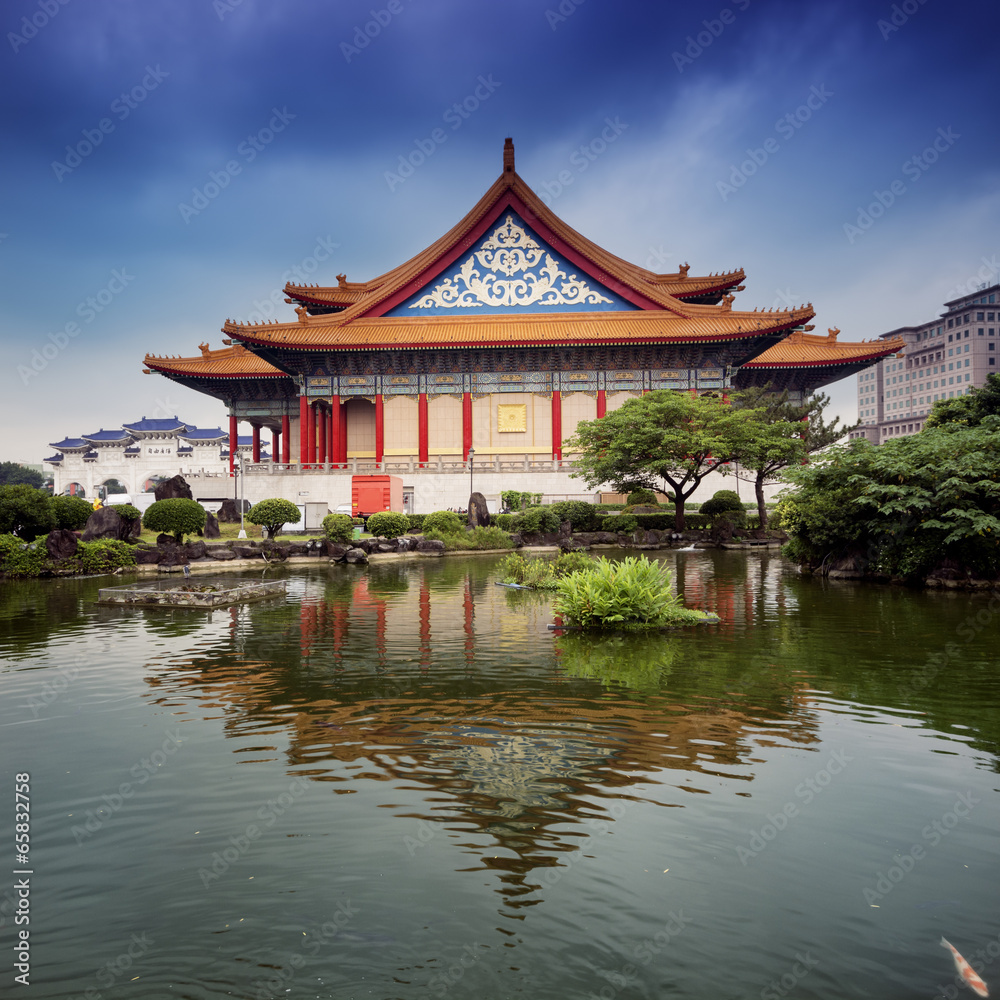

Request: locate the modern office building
(851, 283), (1000, 443)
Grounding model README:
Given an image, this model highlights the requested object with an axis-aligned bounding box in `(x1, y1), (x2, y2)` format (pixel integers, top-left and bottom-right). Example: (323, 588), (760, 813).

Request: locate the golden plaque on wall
(497, 403), (527, 433)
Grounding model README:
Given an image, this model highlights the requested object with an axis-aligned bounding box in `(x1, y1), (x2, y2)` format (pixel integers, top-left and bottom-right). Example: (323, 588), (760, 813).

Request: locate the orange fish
(941, 937), (989, 998)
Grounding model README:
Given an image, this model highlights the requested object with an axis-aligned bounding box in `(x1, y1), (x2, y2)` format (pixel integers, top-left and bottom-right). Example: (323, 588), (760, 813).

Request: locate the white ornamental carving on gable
(409, 215), (613, 309)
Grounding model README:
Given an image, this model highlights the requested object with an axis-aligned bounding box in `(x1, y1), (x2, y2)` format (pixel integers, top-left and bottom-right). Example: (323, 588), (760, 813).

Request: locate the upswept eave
(744, 330), (905, 368)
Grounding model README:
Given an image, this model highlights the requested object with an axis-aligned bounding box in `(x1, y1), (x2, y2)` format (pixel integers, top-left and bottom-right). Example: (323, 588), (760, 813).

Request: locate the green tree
(142, 498), (207, 544)
(779, 417), (1000, 580)
(0, 462), (45, 488)
(322, 512), (354, 543)
(0, 485), (55, 541)
(246, 498), (301, 539)
(366, 511), (409, 539)
(50, 494), (93, 530)
(566, 390), (749, 530)
(925, 373), (1000, 429)
(731, 388), (852, 528)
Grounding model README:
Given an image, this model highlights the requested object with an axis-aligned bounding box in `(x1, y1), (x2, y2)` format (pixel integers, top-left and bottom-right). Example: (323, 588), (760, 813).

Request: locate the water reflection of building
(140, 560), (818, 910)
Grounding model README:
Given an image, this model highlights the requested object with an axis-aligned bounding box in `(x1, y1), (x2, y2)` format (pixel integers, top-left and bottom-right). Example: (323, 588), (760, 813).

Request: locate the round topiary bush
(366, 511), (409, 539)
(422, 510), (464, 535)
(699, 490), (746, 526)
(142, 498), (207, 544)
(322, 512), (354, 544)
(602, 513), (638, 533)
(514, 505), (560, 535)
(548, 500), (601, 531)
(51, 494), (93, 531)
(246, 498), (301, 539)
(626, 488), (658, 506)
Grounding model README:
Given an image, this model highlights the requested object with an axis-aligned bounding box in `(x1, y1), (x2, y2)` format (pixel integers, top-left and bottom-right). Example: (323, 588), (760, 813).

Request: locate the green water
(1, 550), (998, 1000)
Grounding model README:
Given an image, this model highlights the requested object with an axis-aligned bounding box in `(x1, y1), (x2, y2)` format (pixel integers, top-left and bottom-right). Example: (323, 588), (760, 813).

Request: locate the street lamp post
(468, 448), (475, 506)
(234, 459), (247, 539)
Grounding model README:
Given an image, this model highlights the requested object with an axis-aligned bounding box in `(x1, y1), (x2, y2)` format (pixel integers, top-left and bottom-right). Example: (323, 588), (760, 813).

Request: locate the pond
(1, 551), (998, 1000)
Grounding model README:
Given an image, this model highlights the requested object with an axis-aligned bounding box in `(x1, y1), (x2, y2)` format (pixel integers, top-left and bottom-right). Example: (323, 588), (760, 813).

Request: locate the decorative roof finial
(503, 137), (514, 174)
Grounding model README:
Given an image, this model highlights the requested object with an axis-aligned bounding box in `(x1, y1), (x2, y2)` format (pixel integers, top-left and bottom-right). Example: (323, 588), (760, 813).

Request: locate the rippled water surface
(1, 550), (998, 999)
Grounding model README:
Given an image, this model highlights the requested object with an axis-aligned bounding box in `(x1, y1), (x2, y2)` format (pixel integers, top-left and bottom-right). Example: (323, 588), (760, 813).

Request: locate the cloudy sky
(2, 0), (998, 463)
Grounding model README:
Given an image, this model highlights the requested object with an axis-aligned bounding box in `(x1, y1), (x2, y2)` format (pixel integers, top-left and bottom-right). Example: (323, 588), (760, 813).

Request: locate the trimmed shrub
(0, 534), (46, 577)
(514, 505), (560, 535)
(0, 485), (55, 541)
(366, 511), (409, 539)
(548, 500), (602, 531)
(112, 504), (142, 523)
(142, 498), (207, 544)
(700, 490), (746, 517)
(76, 539), (136, 574)
(501, 490), (541, 512)
(51, 494), (92, 531)
(407, 513), (426, 532)
(322, 512), (354, 544)
(492, 513), (516, 532)
(246, 498), (301, 539)
(602, 514), (638, 533)
(435, 525), (514, 551)
(422, 510), (464, 535)
(626, 488), (658, 506)
(553, 556), (712, 629)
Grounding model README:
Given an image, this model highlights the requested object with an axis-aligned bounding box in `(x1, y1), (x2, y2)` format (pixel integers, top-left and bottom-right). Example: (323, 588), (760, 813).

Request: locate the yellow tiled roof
(143, 344), (287, 377)
(746, 330), (905, 366)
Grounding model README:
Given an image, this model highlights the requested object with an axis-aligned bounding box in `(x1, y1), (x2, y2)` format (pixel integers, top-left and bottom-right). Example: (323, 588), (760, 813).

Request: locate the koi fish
(941, 937), (989, 998)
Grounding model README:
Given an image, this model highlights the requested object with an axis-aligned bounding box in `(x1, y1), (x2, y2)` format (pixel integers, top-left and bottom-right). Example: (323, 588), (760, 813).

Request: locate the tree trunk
(674, 497), (685, 532)
(755, 476), (768, 529)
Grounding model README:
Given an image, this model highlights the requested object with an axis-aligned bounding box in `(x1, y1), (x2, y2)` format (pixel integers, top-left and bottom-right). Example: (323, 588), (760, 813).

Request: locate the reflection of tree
(555, 632), (679, 691)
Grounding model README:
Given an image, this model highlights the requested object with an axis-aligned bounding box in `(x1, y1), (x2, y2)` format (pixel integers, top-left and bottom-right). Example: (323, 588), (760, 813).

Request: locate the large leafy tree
(0, 462), (45, 488)
(566, 390), (751, 530)
(925, 373), (1000, 429)
(779, 416), (1000, 579)
(731, 388), (853, 528)
(0, 485), (55, 541)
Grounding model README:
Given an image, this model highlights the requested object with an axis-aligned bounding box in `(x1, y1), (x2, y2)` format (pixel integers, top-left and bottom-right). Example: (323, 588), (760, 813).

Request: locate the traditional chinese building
(142, 139), (902, 509)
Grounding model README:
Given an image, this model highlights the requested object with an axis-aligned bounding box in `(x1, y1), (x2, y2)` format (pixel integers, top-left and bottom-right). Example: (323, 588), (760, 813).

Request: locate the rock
(326, 543), (349, 562)
(509, 533), (524, 548)
(573, 532), (598, 545)
(82, 506), (129, 542)
(558, 519), (572, 537)
(217, 498), (241, 523)
(416, 539), (446, 555)
(376, 541), (396, 553)
(468, 492), (490, 528)
(283, 542), (309, 556)
(395, 536), (414, 553)
(559, 537), (588, 552)
(232, 545), (262, 559)
(185, 540), (207, 560)
(135, 547), (161, 564)
(153, 475), (193, 501)
(46, 529), (79, 562)
(156, 533), (174, 546)
(124, 516), (142, 541)
(204, 512), (221, 538)
(158, 545), (186, 567)
(593, 531), (619, 544)
(205, 545), (235, 560)
(344, 547), (369, 564)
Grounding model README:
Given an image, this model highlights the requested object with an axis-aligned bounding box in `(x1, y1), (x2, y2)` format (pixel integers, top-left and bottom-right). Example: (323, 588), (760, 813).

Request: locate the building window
(948, 319), (954, 329)
(979, 329), (985, 336)
(991, 358), (996, 366)
(978, 312), (985, 321)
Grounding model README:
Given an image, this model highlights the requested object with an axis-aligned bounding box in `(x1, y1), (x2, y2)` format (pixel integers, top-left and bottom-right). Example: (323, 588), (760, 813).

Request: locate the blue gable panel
(385, 211), (639, 316)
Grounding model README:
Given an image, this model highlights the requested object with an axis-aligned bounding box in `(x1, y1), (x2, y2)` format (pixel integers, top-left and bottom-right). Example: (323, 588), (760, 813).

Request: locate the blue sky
(2, 0), (998, 462)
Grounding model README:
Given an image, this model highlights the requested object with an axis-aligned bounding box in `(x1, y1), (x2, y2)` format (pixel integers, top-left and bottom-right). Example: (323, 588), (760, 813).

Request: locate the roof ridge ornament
(503, 137), (514, 174)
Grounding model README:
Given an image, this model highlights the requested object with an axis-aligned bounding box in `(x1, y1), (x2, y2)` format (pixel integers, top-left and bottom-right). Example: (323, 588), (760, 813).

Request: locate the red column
(317, 404), (327, 465)
(330, 396), (342, 465)
(375, 395), (385, 465)
(306, 401), (316, 466)
(327, 405), (335, 465)
(271, 428), (279, 463)
(251, 425), (261, 464)
(596, 389), (607, 419)
(298, 395), (308, 466)
(551, 390), (562, 461)
(462, 391), (473, 461)
(418, 392), (429, 466)
(228, 413), (238, 474)
(281, 414), (290, 464)
(339, 405), (348, 462)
